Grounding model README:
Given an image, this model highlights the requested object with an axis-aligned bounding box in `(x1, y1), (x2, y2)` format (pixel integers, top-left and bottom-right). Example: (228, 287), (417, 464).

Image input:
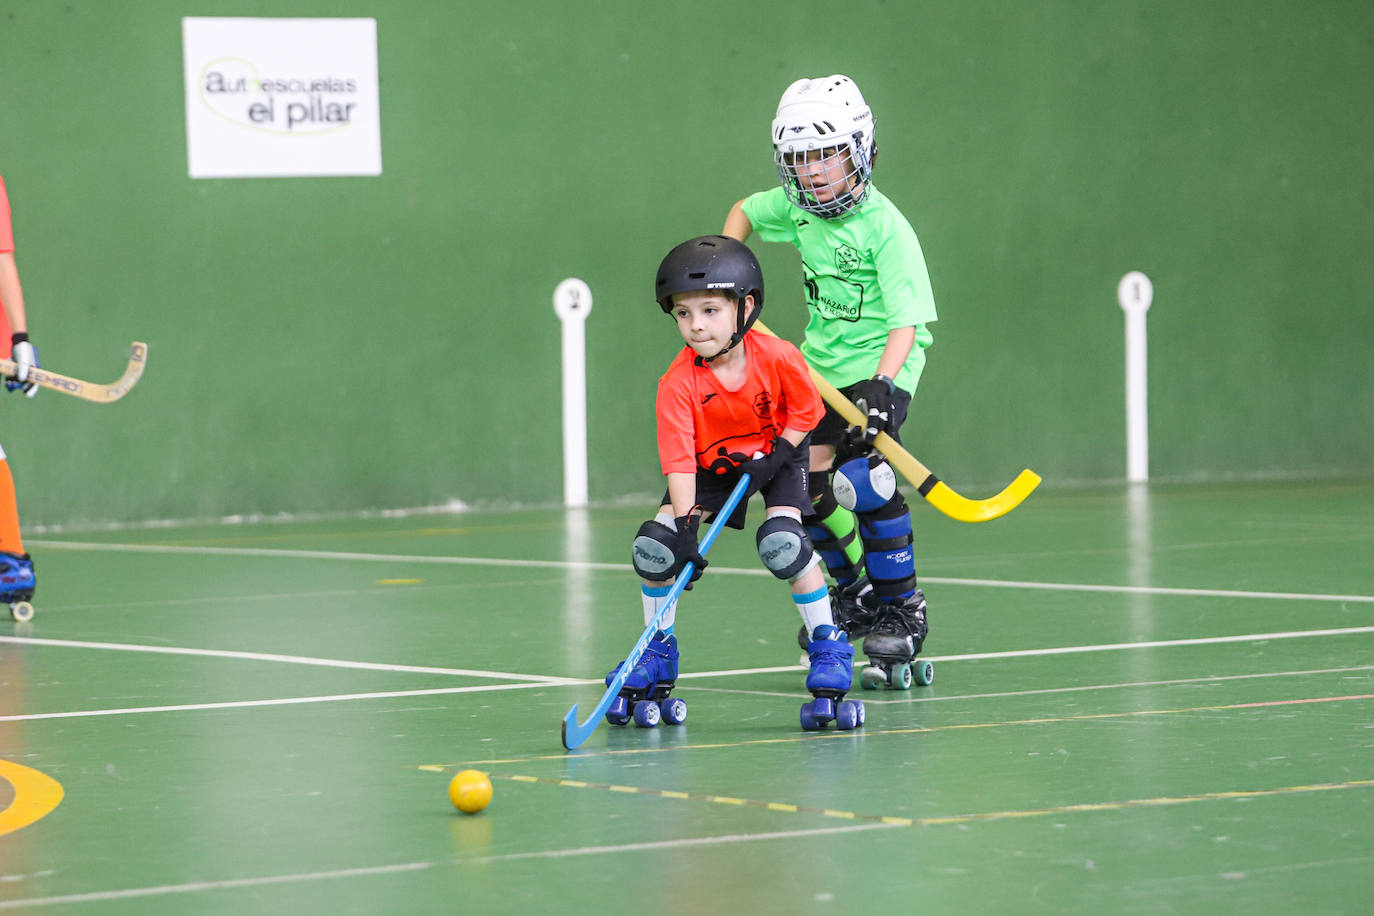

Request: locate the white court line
(920, 575), (1374, 603)
(0, 862), (434, 910)
(0, 681), (562, 723)
(456, 822), (898, 862)
(29, 539), (1374, 603)
(919, 625), (1374, 662)
(0, 635), (581, 685)
(683, 665), (1374, 704)
(0, 823), (893, 909)
(3, 632), (1371, 723)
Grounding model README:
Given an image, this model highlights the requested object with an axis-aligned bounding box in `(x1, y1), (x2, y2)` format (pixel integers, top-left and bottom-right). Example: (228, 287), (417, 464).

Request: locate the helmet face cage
(655, 236), (764, 358)
(771, 75), (876, 218)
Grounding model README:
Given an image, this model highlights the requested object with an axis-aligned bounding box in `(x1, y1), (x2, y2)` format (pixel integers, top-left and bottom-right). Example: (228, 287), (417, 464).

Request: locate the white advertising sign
(182, 18), (382, 178)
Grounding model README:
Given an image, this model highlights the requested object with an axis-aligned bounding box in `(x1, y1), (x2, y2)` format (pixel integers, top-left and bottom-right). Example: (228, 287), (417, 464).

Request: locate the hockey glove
(5, 334), (39, 398)
(674, 510), (708, 589)
(737, 437), (796, 494)
(849, 375), (896, 444)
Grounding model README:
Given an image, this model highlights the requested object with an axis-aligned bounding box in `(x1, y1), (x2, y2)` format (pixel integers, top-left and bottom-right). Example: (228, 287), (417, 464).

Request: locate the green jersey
(741, 185), (937, 392)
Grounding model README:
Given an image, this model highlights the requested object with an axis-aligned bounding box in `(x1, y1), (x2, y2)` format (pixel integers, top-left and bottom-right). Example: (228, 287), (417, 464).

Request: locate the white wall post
(553, 278), (593, 507)
(1117, 271), (1154, 483)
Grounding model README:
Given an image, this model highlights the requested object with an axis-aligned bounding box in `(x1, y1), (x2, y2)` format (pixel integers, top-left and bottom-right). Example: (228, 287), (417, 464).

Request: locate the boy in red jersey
(0, 175), (39, 619)
(605, 236), (865, 732)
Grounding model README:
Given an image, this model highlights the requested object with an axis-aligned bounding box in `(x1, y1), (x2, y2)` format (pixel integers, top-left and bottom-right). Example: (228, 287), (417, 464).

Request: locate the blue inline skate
(861, 589), (933, 690)
(0, 551), (35, 623)
(604, 631), (686, 728)
(801, 625), (864, 731)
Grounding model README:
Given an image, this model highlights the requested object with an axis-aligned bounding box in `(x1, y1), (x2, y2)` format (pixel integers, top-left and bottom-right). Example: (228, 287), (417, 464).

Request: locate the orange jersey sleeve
(654, 332), (824, 477)
(0, 176), (13, 254)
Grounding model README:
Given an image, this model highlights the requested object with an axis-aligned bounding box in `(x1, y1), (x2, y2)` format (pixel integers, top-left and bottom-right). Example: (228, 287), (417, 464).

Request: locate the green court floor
(2, 478), (1372, 913)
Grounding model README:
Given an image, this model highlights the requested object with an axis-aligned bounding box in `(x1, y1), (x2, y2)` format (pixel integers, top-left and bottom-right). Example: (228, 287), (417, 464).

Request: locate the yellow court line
(422, 692), (1374, 768)
(439, 770), (1374, 830)
(0, 760), (64, 837)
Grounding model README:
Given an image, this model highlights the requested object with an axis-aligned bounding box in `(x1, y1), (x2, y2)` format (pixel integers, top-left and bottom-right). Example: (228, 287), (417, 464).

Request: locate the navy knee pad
(756, 515), (819, 582)
(832, 455), (897, 513)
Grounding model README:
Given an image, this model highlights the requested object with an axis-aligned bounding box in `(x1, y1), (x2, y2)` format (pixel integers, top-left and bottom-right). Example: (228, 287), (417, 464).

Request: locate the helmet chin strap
(704, 295), (759, 362)
(704, 332), (744, 363)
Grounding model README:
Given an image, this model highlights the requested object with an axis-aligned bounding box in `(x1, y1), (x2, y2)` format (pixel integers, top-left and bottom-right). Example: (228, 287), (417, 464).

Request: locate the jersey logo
(802, 257), (865, 322)
(753, 391), (773, 419)
(701, 392), (718, 405)
(796, 219), (810, 227)
(835, 244), (860, 277)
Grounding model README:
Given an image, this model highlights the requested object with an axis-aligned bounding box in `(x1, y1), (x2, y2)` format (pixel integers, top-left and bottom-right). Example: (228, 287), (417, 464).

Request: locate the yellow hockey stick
(0, 341), (147, 404)
(753, 321), (1038, 522)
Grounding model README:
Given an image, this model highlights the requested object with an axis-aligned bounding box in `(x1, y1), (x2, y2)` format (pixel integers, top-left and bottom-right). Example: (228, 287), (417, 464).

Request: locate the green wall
(2, 1), (1370, 526)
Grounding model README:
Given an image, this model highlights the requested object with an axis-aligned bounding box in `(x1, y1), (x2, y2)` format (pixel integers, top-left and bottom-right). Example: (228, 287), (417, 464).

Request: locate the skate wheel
(605, 695), (631, 726)
(891, 663), (914, 690)
(632, 700), (661, 728)
(855, 699), (866, 727)
(860, 665), (885, 690)
(913, 659), (934, 687)
(800, 701), (822, 731)
(836, 699), (863, 730)
(810, 696), (835, 722)
(9, 601), (33, 623)
(659, 696), (687, 725)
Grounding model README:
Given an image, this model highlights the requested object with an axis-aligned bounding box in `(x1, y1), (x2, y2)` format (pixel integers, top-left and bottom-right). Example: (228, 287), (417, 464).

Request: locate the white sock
(642, 583), (675, 634)
(792, 584), (833, 641)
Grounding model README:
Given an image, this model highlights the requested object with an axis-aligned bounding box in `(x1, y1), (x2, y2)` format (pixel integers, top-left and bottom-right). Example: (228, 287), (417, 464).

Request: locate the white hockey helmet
(771, 75), (877, 218)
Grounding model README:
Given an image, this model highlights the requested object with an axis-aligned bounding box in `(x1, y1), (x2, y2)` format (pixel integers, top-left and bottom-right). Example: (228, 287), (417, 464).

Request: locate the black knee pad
(755, 515), (819, 582)
(631, 518), (682, 582)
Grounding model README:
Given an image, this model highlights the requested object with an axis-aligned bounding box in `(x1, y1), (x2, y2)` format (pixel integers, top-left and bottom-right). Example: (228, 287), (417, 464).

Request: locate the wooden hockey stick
(753, 321), (1038, 523)
(0, 341), (147, 404)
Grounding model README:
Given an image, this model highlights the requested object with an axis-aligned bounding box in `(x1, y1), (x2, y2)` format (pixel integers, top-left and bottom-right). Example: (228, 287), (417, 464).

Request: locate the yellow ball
(448, 770), (493, 814)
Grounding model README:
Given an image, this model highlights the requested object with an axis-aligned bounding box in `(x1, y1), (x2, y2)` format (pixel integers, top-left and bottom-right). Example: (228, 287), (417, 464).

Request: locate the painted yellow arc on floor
(0, 760), (64, 837)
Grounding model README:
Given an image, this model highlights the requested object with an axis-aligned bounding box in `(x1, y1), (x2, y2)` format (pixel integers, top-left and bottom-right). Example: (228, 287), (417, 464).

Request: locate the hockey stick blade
(561, 473), (752, 750)
(752, 321), (1038, 523)
(0, 341), (147, 404)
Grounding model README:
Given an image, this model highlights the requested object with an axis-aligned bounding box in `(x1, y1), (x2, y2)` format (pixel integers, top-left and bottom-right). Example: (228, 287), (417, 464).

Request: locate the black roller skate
(860, 589), (933, 690)
(0, 551), (35, 623)
(800, 625), (864, 731)
(795, 576), (882, 655)
(604, 631), (686, 728)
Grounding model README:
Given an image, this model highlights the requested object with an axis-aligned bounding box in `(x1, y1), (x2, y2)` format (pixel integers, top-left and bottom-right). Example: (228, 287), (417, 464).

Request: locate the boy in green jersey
(723, 75), (936, 690)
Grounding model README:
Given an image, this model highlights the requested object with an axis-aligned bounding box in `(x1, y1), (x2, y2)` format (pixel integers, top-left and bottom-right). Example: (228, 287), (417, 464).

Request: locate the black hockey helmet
(655, 236), (764, 360)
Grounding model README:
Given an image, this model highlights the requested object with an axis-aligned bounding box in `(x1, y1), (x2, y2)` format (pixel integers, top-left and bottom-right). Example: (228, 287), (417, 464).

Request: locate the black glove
(737, 437), (796, 493)
(673, 511), (708, 589)
(849, 375), (896, 444)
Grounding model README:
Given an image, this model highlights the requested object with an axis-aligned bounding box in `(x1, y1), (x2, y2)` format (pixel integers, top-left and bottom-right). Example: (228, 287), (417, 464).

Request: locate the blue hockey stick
(561, 474), (751, 750)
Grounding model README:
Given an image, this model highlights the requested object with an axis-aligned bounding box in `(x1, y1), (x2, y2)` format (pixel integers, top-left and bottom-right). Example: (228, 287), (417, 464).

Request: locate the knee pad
(857, 494), (916, 600)
(755, 515), (820, 582)
(631, 518), (682, 582)
(832, 455), (897, 513)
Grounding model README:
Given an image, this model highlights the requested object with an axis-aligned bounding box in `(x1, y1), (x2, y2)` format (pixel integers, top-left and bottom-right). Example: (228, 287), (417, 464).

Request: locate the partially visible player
(605, 235), (865, 731)
(723, 75), (938, 689)
(0, 174), (40, 616)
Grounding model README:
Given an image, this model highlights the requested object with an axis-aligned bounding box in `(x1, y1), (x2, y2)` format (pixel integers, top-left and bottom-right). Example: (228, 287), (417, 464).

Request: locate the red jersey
(656, 330), (824, 476)
(0, 176), (13, 254)
(0, 175), (14, 349)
